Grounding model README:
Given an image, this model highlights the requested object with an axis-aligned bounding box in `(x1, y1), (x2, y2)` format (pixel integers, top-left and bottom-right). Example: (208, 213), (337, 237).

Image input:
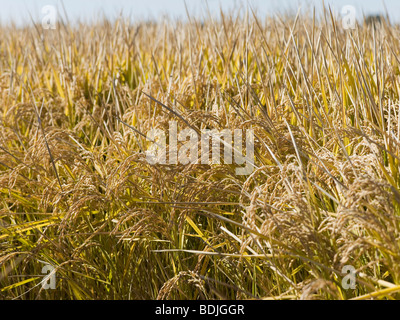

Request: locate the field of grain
(1, 8), (400, 300)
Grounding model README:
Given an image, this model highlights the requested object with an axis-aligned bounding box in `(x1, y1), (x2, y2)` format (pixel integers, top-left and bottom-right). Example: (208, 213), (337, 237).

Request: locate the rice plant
(1, 7), (400, 300)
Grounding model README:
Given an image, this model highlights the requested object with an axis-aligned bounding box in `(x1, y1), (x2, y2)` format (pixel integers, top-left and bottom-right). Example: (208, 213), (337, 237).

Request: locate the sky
(0, 0), (399, 25)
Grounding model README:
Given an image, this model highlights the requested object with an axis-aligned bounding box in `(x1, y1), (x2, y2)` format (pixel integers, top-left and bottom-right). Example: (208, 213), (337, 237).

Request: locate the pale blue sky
(0, 0), (398, 25)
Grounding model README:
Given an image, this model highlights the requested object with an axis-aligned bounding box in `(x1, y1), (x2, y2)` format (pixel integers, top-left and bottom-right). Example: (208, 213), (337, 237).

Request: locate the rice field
(1, 7), (400, 300)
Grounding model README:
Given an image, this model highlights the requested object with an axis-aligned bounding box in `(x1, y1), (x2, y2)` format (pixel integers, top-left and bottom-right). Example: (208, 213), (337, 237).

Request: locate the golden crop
(1, 9), (400, 300)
